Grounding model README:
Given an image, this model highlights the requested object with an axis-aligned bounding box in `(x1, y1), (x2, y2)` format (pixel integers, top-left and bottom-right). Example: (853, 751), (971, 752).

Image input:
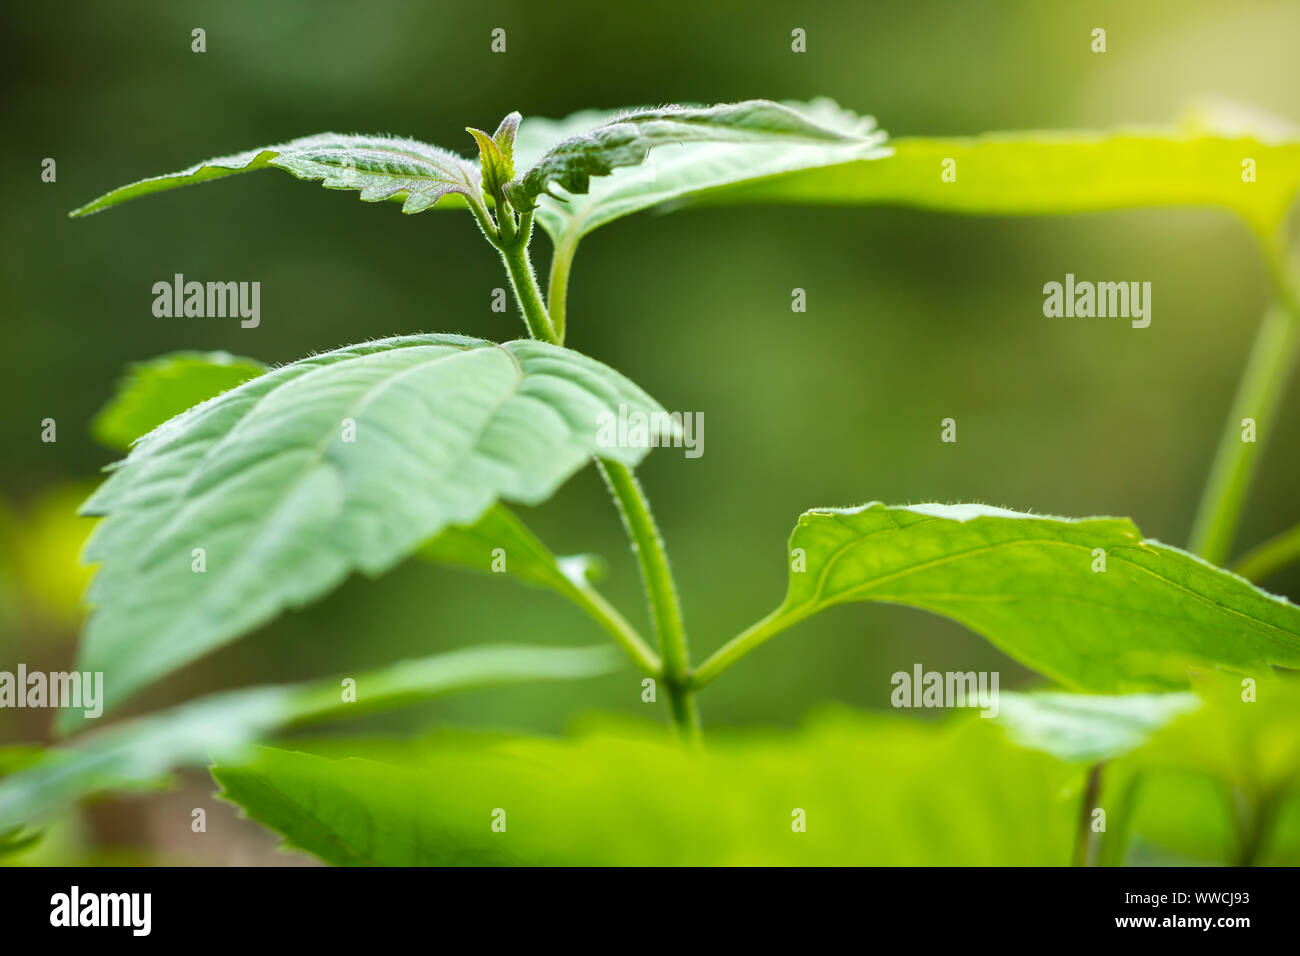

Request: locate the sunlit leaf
(69, 334), (664, 727)
(70, 133), (484, 218)
(698, 106), (1300, 241)
(719, 502), (1300, 693)
(511, 98), (888, 241)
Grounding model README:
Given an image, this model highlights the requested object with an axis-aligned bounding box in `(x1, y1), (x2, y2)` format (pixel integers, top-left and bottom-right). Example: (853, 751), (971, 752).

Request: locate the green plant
(4, 98), (1300, 865)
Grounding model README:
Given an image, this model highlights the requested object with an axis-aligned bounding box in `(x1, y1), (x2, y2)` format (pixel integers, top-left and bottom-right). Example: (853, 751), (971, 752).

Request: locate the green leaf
(213, 709), (1081, 865)
(0, 644), (617, 831)
(467, 111), (520, 200)
(995, 691), (1201, 763)
(419, 503), (652, 673)
(696, 105), (1300, 241)
(70, 133), (483, 218)
(92, 351), (267, 452)
(420, 503), (600, 593)
(491, 111), (521, 165)
(506, 99), (886, 222)
(716, 502), (1300, 693)
(70, 334), (665, 727)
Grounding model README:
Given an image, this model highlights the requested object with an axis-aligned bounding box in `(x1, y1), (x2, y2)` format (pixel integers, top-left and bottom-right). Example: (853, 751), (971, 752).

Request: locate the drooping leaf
(0, 644), (618, 831)
(420, 503), (601, 593)
(995, 691), (1200, 763)
(213, 709), (1081, 866)
(70, 133), (483, 218)
(719, 502), (1300, 694)
(506, 99), (886, 221)
(695, 105), (1300, 242)
(92, 351), (267, 452)
(420, 504), (649, 671)
(69, 333), (665, 728)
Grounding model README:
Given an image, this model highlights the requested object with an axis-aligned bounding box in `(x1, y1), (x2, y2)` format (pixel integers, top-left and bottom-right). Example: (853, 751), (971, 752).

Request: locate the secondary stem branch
(563, 581), (660, 676)
(690, 607), (797, 690)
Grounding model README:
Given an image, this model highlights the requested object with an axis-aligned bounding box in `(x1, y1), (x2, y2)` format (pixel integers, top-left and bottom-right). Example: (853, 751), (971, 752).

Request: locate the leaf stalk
(1189, 243), (1300, 563)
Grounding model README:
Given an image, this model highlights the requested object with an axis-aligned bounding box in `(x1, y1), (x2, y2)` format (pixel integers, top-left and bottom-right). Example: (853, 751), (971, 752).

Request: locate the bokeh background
(3, 0), (1299, 862)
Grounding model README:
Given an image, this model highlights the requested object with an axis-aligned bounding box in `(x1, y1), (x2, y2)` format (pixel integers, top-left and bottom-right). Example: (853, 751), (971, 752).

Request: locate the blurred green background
(2, 1), (1299, 861)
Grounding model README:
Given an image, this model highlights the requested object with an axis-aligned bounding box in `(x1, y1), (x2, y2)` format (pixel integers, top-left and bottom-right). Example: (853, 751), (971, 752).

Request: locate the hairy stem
(484, 209), (695, 738)
(1189, 246), (1300, 563)
(598, 460), (700, 742)
(496, 211), (558, 344)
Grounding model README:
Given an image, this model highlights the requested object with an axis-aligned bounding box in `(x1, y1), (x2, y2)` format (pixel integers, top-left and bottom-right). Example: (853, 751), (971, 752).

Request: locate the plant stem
(563, 581), (661, 676)
(690, 607), (798, 690)
(496, 211), (558, 344)
(1072, 762), (1105, 867)
(1189, 246), (1300, 564)
(1097, 771), (1143, 867)
(484, 209), (695, 739)
(547, 233), (579, 345)
(597, 459), (700, 743)
(1230, 785), (1279, 866)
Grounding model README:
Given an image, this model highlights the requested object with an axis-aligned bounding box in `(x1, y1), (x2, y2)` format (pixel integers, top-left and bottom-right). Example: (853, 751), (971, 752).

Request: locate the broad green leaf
(512, 98), (888, 238)
(0, 644), (617, 831)
(697, 106), (1300, 242)
(70, 133), (483, 218)
(92, 352), (595, 587)
(729, 502), (1300, 694)
(995, 691), (1200, 764)
(92, 351), (267, 452)
(91, 352), (620, 671)
(213, 709), (1081, 865)
(70, 334), (665, 727)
